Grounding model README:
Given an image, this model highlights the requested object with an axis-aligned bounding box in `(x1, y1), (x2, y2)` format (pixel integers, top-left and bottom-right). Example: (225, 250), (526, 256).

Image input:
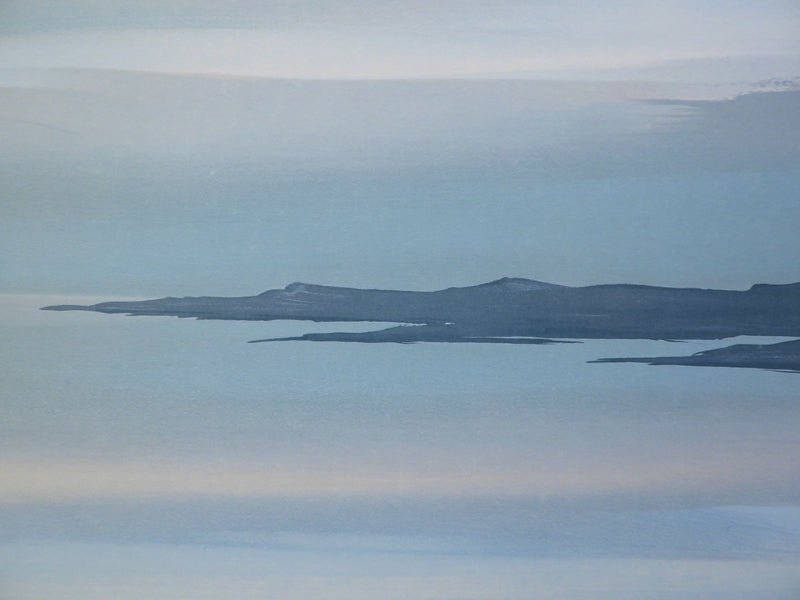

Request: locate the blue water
(2, 295), (799, 599)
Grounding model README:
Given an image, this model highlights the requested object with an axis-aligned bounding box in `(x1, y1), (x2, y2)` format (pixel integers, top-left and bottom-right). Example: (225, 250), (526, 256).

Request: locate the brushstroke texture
(43, 278), (800, 369)
(592, 338), (800, 372)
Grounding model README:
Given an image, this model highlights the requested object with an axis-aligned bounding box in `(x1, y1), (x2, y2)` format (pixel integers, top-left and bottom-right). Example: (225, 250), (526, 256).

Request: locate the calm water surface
(1, 294), (799, 599)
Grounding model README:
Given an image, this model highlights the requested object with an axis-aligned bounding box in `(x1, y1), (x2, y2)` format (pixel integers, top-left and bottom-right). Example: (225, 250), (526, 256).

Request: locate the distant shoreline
(41, 278), (800, 371)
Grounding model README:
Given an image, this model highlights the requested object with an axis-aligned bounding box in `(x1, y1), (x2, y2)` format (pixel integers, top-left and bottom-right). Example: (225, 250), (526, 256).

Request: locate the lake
(2, 293), (799, 599)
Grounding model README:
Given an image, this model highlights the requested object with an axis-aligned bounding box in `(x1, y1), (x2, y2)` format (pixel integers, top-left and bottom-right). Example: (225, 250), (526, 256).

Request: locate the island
(591, 338), (800, 373)
(43, 277), (800, 371)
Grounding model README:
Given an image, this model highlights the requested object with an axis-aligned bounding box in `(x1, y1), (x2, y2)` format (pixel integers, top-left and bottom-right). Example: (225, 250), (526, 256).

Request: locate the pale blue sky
(1, 73), (799, 295)
(1, 0), (799, 78)
(0, 1), (798, 294)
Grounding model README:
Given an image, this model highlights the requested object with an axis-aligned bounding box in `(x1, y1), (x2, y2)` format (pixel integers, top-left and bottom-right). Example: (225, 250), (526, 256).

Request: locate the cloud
(1, 1), (798, 78)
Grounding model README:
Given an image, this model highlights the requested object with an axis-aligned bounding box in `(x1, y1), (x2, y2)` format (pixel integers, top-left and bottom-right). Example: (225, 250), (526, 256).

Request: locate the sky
(2, 74), (799, 295)
(1, 0), (799, 78)
(1, 0), (799, 296)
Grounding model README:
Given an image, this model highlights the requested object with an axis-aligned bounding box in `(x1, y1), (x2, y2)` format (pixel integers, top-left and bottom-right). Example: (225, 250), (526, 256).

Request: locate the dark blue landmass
(591, 338), (800, 373)
(43, 277), (800, 370)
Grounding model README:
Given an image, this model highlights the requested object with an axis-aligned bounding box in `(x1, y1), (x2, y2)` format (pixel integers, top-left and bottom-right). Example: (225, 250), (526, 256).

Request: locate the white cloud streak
(0, 1), (798, 78)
